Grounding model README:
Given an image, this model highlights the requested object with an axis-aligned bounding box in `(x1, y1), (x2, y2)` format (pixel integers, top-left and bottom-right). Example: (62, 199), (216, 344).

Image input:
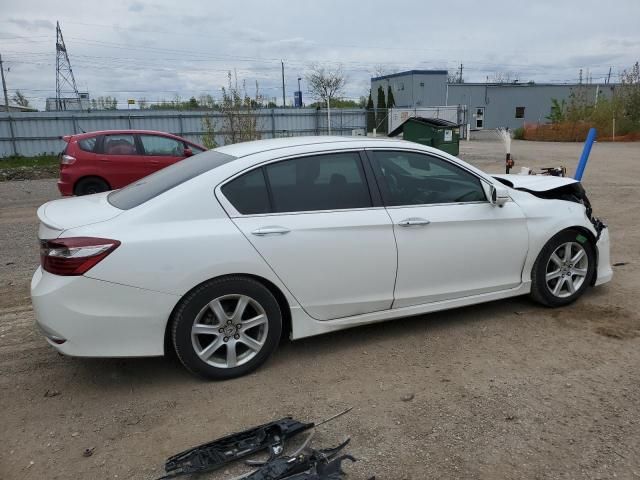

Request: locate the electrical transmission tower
(55, 21), (80, 111)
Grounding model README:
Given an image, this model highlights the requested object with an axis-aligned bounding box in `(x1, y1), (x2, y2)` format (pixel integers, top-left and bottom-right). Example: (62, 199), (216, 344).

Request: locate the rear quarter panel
(65, 175), (300, 308)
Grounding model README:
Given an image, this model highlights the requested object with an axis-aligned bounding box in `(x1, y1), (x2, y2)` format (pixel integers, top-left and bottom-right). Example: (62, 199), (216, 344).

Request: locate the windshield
(108, 151), (236, 210)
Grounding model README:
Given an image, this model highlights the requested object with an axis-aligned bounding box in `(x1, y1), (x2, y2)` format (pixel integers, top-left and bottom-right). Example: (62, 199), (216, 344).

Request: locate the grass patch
(0, 155), (59, 181)
(0, 155), (59, 169)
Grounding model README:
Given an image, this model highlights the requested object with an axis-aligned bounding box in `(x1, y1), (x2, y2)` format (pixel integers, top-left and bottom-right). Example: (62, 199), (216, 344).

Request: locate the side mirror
(489, 185), (510, 207)
(183, 148), (193, 157)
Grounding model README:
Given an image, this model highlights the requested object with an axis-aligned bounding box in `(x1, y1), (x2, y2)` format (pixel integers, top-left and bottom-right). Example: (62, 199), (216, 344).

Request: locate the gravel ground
(0, 139), (639, 480)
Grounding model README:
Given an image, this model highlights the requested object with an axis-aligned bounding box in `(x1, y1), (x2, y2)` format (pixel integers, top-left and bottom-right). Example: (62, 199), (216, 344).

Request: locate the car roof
(215, 135), (409, 158)
(68, 130), (204, 146)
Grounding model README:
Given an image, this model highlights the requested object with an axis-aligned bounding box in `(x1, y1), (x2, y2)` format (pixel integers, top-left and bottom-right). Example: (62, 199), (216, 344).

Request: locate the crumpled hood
(493, 174), (578, 192)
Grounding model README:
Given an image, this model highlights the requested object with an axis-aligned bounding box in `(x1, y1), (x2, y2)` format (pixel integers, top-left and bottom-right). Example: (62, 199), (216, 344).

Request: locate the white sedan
(32, 137), (612, 379)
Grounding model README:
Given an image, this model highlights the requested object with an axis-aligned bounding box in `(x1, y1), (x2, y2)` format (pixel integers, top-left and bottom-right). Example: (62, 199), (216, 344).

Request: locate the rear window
(107, 151), (235, 210)
(78, 137), (97, 152)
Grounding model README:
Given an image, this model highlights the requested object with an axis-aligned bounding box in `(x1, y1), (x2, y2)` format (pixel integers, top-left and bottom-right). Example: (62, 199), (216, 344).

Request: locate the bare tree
(372, 64), (398, 78)
(447, 72), (460, 84)
(198, 94), (216, 109)
(490, 71), (520, 84)
(306, 64), (347, 135)
(201, 115), (218, 149)
(220, 71), (262, 144)
(12, 90), (30, 107)
(620, 61), (640, 122)
(305, 64), (347, 106)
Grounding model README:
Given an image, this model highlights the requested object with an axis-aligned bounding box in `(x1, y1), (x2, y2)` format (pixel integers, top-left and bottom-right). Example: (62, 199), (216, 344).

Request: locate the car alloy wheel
(545, 241), (589, 298)
(530, 229), (596, 307)
(171, 276), (282, 379)
(190, 294), (269, 368)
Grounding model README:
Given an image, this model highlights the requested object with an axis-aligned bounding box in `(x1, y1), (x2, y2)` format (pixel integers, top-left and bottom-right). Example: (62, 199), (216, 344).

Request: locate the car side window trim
(358, 150), (383, 208)
(364, 148), (490, 208)
(216, 149), (385, 218)
(134, 134), (144, 155)
(95, 135), (106, 154)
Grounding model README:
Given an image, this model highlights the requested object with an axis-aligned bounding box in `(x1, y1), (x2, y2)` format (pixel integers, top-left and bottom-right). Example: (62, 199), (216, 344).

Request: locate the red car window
(139, 135), (183, 156)
(186, 143), (205, 154)
(78, 137), (98, 152)
(104, 134), (137, 155)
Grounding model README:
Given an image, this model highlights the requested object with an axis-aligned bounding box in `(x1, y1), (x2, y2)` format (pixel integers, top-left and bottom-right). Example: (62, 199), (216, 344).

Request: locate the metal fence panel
(0, 109), (366, 157)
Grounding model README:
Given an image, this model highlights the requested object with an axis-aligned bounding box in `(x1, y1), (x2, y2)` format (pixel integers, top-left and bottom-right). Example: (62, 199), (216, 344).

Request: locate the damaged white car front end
(493, 173), (613, 287)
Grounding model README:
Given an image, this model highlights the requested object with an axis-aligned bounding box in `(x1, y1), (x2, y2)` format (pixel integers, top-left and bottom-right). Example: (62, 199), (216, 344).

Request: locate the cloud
(8, 18), (54, 30)
(2, 0), (640, 109)
(128, 2), (144, 12)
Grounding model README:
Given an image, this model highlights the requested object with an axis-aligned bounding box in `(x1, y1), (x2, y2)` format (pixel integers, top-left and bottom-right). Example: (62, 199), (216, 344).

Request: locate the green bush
(513, 127), (525, 140)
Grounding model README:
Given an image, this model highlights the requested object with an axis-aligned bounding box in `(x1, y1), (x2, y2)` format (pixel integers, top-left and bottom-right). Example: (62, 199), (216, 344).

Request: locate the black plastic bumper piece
(163, 417), (314, 478)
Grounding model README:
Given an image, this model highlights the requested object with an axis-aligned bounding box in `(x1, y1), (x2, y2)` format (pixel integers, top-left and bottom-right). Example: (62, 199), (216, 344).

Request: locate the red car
(58, 130), (207, 196)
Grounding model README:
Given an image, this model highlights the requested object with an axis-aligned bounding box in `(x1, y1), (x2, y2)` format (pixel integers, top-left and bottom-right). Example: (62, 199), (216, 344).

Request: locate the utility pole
(0, 54), (10, 112)
(458, 63), (463, 83)
(579, 68), (583, 85)
(281, 60), (285, 108)
(606, 67), (612, 84)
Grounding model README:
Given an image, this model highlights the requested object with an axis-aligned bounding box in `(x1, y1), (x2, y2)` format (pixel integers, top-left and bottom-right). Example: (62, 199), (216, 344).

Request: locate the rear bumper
(57, 179), (73, 196)
(595, 227), (613, 286)
(31, 267), (180, 357)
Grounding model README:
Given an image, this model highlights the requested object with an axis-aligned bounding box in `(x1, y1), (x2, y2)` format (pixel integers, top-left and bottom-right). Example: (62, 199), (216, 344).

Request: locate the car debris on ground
(159, 408), (366, 480)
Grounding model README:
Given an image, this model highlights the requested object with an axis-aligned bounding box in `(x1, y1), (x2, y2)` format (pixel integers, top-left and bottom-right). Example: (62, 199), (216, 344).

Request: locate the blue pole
(574, 127), (597, 181)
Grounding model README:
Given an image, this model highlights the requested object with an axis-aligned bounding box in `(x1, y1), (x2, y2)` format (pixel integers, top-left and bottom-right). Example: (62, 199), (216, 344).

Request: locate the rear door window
(140, 135), (184, 156)
(264, 152), (371, 213)
(103, 134), (138, 156)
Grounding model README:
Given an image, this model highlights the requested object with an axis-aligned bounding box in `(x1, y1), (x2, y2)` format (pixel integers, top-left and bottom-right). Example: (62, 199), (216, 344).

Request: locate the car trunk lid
(37, 192), (123, 239)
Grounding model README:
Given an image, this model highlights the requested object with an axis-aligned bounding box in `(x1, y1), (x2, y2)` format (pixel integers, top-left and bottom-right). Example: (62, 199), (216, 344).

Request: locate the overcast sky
(1, 0), (639, 109)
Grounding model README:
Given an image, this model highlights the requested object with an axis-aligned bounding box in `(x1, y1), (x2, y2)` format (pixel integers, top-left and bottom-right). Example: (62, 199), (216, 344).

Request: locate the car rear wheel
(74, 177), (110, 196)
(530, 230), (596, 307)
(171, 277), (282, 379)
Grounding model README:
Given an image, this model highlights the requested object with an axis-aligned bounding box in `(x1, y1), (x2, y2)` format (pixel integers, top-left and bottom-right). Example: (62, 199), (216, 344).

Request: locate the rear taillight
(61, 154), (76, 165)
(40, 237), (120, 276)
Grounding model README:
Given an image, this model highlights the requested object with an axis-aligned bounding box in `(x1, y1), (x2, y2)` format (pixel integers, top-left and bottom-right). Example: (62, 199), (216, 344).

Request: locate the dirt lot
(1, 139), (639, 480)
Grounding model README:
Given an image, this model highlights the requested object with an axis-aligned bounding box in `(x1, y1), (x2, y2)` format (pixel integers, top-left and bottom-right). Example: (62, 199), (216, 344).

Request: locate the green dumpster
(388, 117), (461, 155)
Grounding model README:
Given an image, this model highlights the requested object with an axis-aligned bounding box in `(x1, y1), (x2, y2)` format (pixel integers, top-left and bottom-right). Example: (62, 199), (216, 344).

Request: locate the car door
(220, 151), (397, 321)
(138, 134), (187, 172)
(99, 133), (145, 188)
(368, 149), (529, 308)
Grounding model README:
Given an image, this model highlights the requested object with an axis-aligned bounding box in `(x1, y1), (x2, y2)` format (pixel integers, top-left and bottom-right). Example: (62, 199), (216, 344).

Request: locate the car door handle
(251, 226), (291, 236)
(398, 218), (431, 227)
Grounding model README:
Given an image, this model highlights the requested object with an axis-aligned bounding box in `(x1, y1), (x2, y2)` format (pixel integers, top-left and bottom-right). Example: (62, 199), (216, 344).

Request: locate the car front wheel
(171, 277), (282, 379)
(530, 229), (596, 307)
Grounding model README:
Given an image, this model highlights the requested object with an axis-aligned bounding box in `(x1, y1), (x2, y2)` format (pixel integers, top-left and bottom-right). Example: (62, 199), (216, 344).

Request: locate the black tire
(171, 276), (282, 380)
(74, 177), (110, 196)
(530, 229), (596, 307)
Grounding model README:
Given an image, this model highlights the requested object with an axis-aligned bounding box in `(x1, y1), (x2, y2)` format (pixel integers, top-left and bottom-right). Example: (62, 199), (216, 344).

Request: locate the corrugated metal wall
(0, 109), (366, 157)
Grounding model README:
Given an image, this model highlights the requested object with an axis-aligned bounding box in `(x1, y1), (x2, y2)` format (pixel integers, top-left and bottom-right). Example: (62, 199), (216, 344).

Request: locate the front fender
(510, 191), (598, 283)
